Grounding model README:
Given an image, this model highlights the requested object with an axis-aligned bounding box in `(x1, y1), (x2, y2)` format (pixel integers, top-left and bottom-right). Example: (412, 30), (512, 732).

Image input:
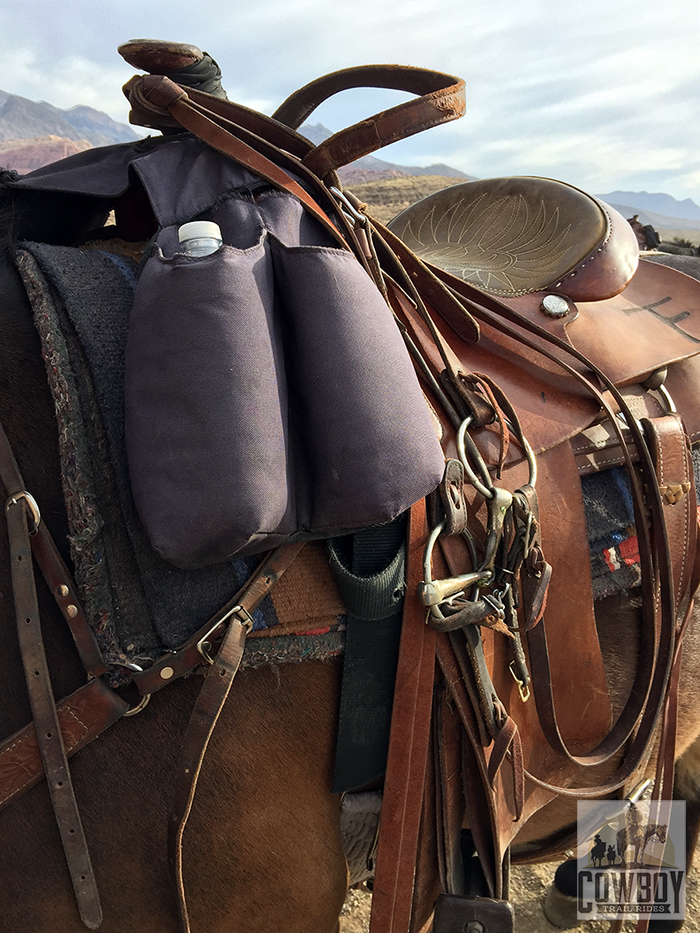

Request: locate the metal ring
(507, 423), (538, 488)
(457, 418), (537, 495)
(5, 490), (41, 534)
(124, 693), (151, 717)
(655, 384), (677, 414)
(456, 419), (494, 499)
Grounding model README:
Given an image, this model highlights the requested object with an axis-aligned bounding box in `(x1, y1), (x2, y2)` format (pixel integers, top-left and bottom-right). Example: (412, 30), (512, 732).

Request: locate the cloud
(0, 0), (698, 200)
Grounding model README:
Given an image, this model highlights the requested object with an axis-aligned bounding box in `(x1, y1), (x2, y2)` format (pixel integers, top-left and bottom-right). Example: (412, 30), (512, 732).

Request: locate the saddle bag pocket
(125, 231), (444, 569)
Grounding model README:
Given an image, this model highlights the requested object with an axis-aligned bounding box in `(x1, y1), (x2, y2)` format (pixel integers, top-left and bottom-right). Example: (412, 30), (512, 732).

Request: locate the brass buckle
(509, 661), (530, 702)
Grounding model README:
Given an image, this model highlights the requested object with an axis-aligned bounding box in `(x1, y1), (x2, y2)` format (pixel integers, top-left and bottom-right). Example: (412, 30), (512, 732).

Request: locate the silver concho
(540, 294), (570, 318)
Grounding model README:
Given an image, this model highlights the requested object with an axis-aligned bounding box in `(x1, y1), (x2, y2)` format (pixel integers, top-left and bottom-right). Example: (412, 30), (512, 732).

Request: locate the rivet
(66, 605), (78, 618)
(57, 584), (69, 598)
(160, 666), (174, 680)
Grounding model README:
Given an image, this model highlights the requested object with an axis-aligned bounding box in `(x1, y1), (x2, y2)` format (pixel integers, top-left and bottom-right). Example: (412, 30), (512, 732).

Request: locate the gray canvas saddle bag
(122, 67), (465, 568)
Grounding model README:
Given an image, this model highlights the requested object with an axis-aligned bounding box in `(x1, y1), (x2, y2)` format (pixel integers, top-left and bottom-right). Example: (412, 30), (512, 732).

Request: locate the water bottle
(178, 221), (223, 257)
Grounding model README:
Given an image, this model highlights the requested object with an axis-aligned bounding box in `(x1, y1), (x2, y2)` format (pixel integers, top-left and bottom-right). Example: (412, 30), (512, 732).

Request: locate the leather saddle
(373, 173), (700, 929)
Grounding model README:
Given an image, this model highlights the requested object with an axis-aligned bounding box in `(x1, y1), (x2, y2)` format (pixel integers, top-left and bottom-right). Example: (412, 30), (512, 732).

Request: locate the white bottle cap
(178, 221), (222, 242)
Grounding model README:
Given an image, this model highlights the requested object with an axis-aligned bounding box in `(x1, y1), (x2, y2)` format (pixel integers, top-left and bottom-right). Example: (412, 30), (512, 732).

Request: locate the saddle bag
(122, 67), (466, 568)
(126, 219), (444, 568)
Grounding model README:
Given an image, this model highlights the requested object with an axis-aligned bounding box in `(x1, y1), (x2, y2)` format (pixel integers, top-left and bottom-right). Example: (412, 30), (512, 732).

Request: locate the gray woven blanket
(18, 242), (290, 669)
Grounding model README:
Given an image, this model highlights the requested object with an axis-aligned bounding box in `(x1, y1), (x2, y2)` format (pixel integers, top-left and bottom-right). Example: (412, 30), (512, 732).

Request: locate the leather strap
(0, 418), (104, 928)
(6, 496), (102, 929)
(276, 66), (465, 177)
(434, 632), (501, 898)
(641, 413), (697, 612)
(30, 522), (108, 677)
(430, 272), (679, 777)
(169, 542), (304, 933)
(432, 683), (466, 895)
(0, 677), (128, 811)
(124, 75), (350, 249)
(273, 64), (464, 131)
(521, 412), (692, 791)
(125, 65), (465, 176)
(369, 501), (436, 933)
(0, 422), (106, 677)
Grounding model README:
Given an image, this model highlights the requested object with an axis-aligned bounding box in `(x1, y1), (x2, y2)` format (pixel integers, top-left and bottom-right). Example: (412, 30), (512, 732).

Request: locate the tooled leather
(0, 679), (127, 810)
(388, 176), (637, 301)
(431, 257), (700, 396)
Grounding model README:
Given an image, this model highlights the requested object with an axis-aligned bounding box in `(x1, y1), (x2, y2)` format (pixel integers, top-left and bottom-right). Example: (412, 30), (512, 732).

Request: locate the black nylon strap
(330, 517), (407, 793)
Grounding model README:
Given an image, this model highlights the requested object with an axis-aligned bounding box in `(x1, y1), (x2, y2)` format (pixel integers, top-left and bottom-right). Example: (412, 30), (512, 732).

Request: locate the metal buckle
(5, 490), (41, 535)
(329, 186), (368, 228)
(509, 661), (530, 702)
(196, 605), (255, 664)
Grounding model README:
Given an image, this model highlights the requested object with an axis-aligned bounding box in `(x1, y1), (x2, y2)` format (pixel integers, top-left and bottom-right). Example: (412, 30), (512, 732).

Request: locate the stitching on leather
(559, 200), (613, 284)
(677, 425), (690, 606)
(0, 705), (89, 807)
(0, 735), (43, 805)
(571, 437), (618, 453)
(576, 454), (626, 473)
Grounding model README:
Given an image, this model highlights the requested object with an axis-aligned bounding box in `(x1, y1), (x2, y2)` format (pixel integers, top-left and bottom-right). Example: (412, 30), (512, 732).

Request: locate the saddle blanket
(584, 451), (700, 600)
(18, 242), (346, 675)
(16, 240), (665, 672)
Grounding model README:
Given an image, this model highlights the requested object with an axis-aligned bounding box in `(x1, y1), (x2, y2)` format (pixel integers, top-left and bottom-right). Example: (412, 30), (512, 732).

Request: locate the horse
(617, 822), (668, 868)
(3, 65), (700, 933)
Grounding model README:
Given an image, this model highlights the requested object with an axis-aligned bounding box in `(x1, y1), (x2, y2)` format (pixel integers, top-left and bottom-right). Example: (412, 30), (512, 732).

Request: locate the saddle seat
(387, 176), (639, 302)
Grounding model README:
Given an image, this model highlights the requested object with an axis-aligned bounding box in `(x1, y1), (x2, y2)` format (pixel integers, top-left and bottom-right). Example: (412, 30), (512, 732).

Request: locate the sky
(1, 0), (699, 203)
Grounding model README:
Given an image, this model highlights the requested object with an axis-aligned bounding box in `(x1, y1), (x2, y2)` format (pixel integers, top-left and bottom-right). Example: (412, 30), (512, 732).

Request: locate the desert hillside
(0, 135), (92, 173)
(345, 175), (467, 224)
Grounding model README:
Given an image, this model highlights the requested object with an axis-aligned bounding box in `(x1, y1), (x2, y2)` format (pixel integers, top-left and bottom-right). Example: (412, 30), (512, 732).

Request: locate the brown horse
(2, 186), (700, 933)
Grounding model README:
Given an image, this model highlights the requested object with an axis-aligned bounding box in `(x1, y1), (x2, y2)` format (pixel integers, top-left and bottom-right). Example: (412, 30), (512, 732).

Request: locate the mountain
(0, 136), (92, 174)
(0, 91), (138, 147)
(604, 203), (700, 233)
(598, 191), (700, 224)
(300, 121), (472, 182)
